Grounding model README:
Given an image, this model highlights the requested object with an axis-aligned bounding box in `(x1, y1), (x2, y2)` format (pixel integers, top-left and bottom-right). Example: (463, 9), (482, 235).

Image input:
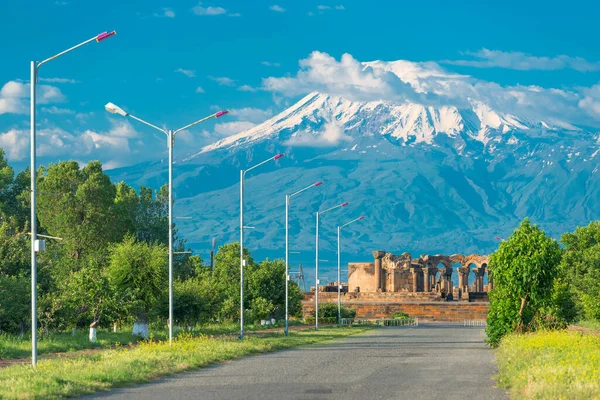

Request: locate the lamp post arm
(128, 114), (168, 135)
(340, 216), (364, 229)
(173, 113), (219, 135)
(244, 154), (283, 175)
(320, 202), (349, 215)
(290, 181), (323, 198)
(37, 31), (116, 70)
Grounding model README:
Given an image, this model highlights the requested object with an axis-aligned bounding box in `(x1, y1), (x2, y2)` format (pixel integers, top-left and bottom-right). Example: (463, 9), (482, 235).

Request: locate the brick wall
(302, 299), (489, 321)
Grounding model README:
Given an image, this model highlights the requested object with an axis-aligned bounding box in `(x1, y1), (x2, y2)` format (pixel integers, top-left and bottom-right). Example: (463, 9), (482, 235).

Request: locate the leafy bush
(560, 221), (600, 321)
(393, 312), (411, 320)
(312, 303), (357, 321)
(0, 274), (29, 334)
(486, 219), (562, 347)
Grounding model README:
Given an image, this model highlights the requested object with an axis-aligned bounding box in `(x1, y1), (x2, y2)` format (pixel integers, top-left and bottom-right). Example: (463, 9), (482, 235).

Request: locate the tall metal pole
(239, 170), (244, 340)
(315, 212), (319, 331)
(30, 61), (38, 367)
(337, 226), (341, 328)
(168, 131), (174, 346)
(285, 194), (290, 336)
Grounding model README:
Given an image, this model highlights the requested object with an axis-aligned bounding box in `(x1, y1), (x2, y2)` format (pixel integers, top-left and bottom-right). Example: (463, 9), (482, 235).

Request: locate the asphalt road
(88, 323), (507, 400)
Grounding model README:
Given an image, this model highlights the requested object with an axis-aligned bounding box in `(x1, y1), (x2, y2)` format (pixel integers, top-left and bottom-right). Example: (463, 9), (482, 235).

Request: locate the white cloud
(238, 85), (258, 92)
(196, 86), (206, 93)
(262, 52), (425, 103)
(261, 51), (600, 127)
(210, 76), (236, 86)
(229, 107), (274, 123)
(41, 106), (74, 115)
(262, 61), (281, 67)
(213, 121), (257, 137)
(335, 5), (345, 9)
(0, 129), (29, 160)
(175, 68), (196, 77)
(39, 77), (78, 84)
(154, 8), (175, 18)
(192, 3), (226, 15)
(285, 122), (351, 147)
(317, 5), (331, 10)
(0, 80), (65, 115)
(270, 5), (285, 12)
(105, 119), (139, 138)
(443, 49), (600, 72)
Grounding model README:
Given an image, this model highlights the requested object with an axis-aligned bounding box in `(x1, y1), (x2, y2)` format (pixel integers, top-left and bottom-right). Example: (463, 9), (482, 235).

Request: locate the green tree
(212, 242), (254, 320)
(0, 274), (29, 334)
(37, 161), (119, 260)
(0, 149), (14, 219)
(108, 235), (167, 337)
(136, 185), (168, 245)
(486, 219), (563, 346)
(560, 221), (600, 321)
(48, 252), (117, 331)
(247, 258), (303, 321)
(0, 221), (29, 277)
(114, 181), (139, 238)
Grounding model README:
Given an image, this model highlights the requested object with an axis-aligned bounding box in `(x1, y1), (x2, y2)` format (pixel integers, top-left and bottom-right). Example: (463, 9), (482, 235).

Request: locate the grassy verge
(495, 330), (600, 399)
(573, 320), (600, 331)
(0, 321), (305, 360)
(0, 326), (370, 399)
(0, 331), (138, 360)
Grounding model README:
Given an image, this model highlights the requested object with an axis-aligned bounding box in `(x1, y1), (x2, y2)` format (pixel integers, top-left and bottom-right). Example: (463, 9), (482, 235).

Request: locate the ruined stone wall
(302, 298), (489, 321)
(347, 250), (490, 294)
(348, 262), (378, 292)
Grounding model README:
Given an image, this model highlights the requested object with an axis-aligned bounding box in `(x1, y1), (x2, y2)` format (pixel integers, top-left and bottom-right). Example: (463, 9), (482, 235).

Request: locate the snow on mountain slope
(108, 59), (600, 276)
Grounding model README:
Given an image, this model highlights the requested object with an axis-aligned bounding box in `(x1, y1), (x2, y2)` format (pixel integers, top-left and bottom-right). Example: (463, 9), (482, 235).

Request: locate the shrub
(486, 219), (562, 347)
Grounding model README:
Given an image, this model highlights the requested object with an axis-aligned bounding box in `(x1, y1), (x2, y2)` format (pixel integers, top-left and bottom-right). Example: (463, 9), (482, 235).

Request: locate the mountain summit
(108, 60), (600, 271)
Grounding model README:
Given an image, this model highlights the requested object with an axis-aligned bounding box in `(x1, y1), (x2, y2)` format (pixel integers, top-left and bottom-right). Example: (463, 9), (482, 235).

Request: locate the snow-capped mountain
(108, 61), (600, 281)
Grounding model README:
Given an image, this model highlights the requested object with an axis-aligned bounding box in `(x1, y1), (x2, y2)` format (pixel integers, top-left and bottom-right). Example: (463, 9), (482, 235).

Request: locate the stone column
(487, 271), (493, 291)
(423, 268), (430, 292)
(445, 268), (453, 293)
(372, 251), (385, 292)
(457, 267), (464, 288)
(410, 268), (419, 292)
(475, 268), (483, 292)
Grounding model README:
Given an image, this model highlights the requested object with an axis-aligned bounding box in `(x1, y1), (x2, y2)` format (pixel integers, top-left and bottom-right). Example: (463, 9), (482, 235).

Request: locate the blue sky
(1, 0), (599, 170)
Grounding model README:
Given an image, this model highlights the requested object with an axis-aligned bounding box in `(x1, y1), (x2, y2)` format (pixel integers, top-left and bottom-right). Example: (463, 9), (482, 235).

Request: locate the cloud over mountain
(262, 51), (600, 128)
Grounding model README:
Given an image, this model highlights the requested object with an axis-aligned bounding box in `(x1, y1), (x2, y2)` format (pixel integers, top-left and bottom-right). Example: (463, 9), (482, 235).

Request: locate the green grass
(0, 326), (370, 399)
(0, 321), (305, 360)
(0, 331), (139, 360)
(495, 330), (600, 399)
(574, 320), (600, 331)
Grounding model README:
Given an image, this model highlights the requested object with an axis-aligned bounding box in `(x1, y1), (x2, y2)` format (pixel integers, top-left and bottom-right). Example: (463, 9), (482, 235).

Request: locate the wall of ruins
(347, 250), (491, 297)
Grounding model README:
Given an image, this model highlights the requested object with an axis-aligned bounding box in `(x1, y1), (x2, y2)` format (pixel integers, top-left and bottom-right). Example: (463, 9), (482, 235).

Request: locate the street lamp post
(239, 154), (284, 340)
(337, 216), (365, 327)
(284, 181), (323, 336)
(30, 30), (116, 367)
(315, 202), (349, 330)
(105, 102), (228, 345)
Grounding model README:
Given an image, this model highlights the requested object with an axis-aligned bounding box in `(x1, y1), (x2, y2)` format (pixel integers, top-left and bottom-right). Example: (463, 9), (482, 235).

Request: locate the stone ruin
(348, 251), (491, 300)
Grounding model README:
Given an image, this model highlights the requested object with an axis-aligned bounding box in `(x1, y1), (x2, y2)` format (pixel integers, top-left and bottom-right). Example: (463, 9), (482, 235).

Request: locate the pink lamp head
(358, 216), (365, 220)
(341, 202), (349, 207)
(274, 153), (284, 160)
(215, 110), (229, 118)
(96, 31), (116, 42)
(314, 181), (324, 187)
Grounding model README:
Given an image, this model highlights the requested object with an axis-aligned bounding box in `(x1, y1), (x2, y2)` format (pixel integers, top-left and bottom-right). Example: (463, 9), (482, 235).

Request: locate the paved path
(88, 323), (506, 400)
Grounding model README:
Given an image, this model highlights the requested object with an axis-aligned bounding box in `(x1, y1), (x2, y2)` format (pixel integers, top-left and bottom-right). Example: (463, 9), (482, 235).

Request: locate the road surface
(88, 323), (507, 400)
